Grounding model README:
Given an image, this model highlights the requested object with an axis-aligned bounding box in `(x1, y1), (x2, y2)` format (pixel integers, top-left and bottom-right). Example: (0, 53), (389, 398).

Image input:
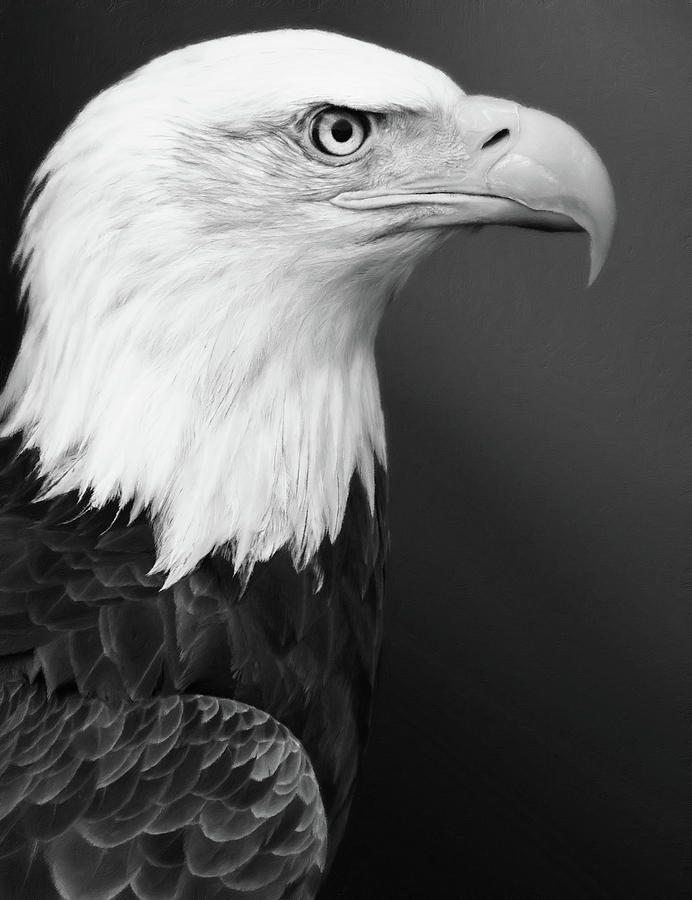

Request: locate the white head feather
(1, 30), (464, 583)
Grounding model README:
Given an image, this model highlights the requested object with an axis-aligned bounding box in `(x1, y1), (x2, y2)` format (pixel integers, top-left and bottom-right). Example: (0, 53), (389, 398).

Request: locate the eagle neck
(2, 271), (388, 585)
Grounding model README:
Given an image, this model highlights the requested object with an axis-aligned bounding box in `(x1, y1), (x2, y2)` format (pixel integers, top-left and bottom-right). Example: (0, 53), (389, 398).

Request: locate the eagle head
(1, 29), (615, 583)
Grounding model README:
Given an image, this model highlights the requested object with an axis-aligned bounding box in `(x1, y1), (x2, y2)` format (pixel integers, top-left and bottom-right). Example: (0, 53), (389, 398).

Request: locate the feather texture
(0, 682), (326, 899)
(0, 433), (387, 896)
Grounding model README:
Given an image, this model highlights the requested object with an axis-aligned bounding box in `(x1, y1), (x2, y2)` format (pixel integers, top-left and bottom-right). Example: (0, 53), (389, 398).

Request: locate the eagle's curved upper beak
(332, 96), (616, 285)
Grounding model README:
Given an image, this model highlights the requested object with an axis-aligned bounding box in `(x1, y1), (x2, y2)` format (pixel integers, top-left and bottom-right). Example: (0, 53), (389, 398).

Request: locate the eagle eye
(310, 108), (370, 158)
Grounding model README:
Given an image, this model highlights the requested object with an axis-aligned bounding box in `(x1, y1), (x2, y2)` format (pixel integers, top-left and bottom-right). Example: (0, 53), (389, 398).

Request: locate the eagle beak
(332, 96), (616, 285)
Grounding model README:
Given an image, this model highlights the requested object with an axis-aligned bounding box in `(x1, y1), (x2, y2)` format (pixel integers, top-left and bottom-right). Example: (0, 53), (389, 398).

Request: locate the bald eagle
(0, 29), (614, 900)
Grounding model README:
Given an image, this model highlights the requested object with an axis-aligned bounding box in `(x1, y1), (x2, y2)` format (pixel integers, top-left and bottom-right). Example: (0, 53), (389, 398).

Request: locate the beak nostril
(481, 128), (510, 150)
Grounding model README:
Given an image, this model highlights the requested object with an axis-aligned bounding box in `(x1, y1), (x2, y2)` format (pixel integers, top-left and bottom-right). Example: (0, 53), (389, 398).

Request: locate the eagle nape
(0, 29), (614, 900)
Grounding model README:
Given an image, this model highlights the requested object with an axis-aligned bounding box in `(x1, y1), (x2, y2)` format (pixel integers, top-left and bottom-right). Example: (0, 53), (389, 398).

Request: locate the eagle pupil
(331, 119), (353, 142)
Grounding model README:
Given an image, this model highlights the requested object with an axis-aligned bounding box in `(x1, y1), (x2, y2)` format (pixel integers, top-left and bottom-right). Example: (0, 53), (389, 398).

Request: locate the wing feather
(0, 681), (326, 899)
(0, 433), (388, 886)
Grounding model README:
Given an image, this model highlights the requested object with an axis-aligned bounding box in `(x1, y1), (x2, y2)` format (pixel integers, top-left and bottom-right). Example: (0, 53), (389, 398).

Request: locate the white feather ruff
(1, 30), (457, 582)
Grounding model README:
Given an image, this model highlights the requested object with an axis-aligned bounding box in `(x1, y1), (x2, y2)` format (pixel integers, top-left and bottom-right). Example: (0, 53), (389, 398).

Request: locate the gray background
(1, 2), (689, 897)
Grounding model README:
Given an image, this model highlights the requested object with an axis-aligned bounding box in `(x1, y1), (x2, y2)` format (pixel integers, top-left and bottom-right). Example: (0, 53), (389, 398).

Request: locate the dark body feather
(0, 432), (388, 898)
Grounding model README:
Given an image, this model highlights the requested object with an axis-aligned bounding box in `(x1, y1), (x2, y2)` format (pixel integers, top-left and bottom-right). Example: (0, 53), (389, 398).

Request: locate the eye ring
(309, 107), (371, 159)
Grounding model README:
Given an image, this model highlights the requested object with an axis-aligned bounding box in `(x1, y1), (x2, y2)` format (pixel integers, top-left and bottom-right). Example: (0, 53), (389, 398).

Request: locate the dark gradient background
(0, 2), (689, 897)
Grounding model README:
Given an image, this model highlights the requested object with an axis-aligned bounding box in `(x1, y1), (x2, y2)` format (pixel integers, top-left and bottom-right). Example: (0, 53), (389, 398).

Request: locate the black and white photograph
(0, 2), (688, 898)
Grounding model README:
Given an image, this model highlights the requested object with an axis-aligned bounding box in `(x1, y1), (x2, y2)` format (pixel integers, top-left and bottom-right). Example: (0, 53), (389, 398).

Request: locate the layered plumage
(0, 28), (613, 899)
(0, 433), (386, 897)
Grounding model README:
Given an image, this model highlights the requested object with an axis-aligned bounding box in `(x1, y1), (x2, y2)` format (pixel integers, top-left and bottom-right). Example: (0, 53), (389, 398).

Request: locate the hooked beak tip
(577, 196), (616, 287)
